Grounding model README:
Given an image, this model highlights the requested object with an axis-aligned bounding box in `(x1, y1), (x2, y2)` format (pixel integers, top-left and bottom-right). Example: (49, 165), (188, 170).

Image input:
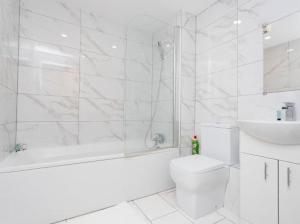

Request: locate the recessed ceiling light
(264, 35), (271, 40)
(287, 48), (295, 53)
(111, 45), (117, 49)
(166, 43), (171, 48)
(233, 20), (242, 25)
(61, 34), (68, 38)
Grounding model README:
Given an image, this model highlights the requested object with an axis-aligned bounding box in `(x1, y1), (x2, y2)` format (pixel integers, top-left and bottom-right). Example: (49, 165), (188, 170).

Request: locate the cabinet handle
(264, 162), (268, 180)
(287, 167), (291, 187)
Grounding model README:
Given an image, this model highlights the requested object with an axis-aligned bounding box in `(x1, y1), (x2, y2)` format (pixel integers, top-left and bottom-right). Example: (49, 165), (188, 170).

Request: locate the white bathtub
(0, 145), (179, 224)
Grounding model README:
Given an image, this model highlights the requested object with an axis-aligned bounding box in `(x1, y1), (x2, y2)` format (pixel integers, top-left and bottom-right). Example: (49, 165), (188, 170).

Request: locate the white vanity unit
(239, 120), (300, 224)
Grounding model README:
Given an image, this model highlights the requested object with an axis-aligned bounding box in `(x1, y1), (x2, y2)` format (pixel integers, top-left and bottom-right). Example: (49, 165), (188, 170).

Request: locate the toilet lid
(170, 155), (224, 173)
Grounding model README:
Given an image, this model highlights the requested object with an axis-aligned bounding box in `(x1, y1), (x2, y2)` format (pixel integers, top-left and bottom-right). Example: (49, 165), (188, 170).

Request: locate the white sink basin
(238, 120), (300, 145)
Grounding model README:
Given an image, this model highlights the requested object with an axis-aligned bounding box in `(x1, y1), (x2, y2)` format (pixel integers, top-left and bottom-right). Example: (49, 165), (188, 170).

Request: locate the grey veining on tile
(126, 41), (153, 65)
(0, 0), (20, 38)
(197, 9), (237, 53)
(126, 60), (152, 82)
(17, 122), (78, 149)
(79, 98), (124, 122)
(80, 76), (125, 100)
(181, 52), (196, 78)
(21, 0), (80, 24)
(20, 9), (80, 49)
(0, 0), (19, 160)
(0, 123), (16, 158)
(197, 39), (237, 75)
(153, 101), (173, 122)
(81, 50), (126, 79)
(18, 94), (78, 122)
(181, 99), (195, 123)
(196, 97), (237, 124)
(79, 121), (124, 145)
(19, 38), (80, 73)
(125, 101), (151, 121)
(196, 68), (238, 100)
(126, 81), (151, 101)
(182, 28), (196, 53)
(18, 66), (79, 97)
(81, 28), (126, 58)
(0, 85), (17, 124)
(180, 123), (195, 148)
(81, 11), (126, 38)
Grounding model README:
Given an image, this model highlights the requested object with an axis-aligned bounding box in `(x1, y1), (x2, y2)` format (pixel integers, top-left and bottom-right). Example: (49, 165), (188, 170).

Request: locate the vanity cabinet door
(240, 153), (278, 224)
(279, 161), (300, 224)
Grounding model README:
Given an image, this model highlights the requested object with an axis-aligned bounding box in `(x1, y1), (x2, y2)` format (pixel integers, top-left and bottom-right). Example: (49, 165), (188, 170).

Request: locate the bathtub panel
(0, 158), (126, 224)
(0, 148), (179, 224)
(125, 148), (178, 201)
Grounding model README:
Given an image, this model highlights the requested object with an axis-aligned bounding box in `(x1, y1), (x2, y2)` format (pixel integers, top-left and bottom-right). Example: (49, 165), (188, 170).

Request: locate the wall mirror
(263, 12), (300, 93)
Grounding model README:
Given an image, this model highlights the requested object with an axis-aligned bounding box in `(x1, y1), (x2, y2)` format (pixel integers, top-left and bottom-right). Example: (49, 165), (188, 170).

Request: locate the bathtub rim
(0, 147), (178, 174)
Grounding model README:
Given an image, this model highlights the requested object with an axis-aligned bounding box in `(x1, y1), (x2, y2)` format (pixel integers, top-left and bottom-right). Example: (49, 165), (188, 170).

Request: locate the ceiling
(73, 0), (214, 25)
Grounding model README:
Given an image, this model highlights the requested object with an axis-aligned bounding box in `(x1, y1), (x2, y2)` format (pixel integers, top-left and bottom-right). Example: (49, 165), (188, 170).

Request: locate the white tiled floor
(59, 189), (240, 224)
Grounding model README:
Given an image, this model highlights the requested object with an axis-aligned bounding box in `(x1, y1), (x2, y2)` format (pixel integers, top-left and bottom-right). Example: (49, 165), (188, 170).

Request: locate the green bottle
(192, 135), (200, 155)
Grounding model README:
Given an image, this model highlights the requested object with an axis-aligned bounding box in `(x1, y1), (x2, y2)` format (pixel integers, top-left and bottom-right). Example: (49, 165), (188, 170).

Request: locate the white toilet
(170, 124), (239, 219)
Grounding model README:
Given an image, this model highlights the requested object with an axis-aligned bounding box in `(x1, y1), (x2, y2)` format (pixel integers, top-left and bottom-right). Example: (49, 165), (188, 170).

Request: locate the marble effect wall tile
(80, 50), (125, 79)
(196, 68), (238, 99)
(153, 101), (174, 122)
(238, 29), (263, 66)
(181, 52), (196, 78)
(197, 39), (237, 75)
(0, 0), (20, 38)
(17, 122), (78, 149)
(79, 121), (124, 145)
(0, 85), (17, 124)
(81, 28), (126, 58)
(81, 11), (126, 38)
(20, 9), (80, 49)
(238, 0), (300, 36)
(20, 0), (80, 24)
(197, 9), (237, 53)
(18, 66), (79, 97)
(180, 123), (195, 148)
(181, 99), (196, 123)
(125, 121), (151, 151)
(196, 97), (237, 124)
(18, 94), (78, 122)
(19, 38), (80, 73)
(197, 0), (238, 29)
(0, 123), (16, 158)
(152, 122), (174, 148)
(126, 41), (152, 65)
(125, 101), (151, 121)
(80, 76), (124, 100)
(126, 81), (151, 101)
(152, 79), (173, 101)
(79, 98), (124, 122)
(238, 61), (263, 95)
(0, 0), (19, 160)
(126, 60), (152, 82)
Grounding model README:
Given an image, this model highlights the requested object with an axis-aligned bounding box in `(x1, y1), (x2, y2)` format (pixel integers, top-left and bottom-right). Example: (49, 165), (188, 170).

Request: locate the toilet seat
(170, 155), (224, 174)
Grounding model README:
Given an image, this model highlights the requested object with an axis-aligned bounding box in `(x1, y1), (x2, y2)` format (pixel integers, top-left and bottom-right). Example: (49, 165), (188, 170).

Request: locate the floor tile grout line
(150, 210), (178, 222)
(131, 201), (153, 224)
(216, 209), (239, 224)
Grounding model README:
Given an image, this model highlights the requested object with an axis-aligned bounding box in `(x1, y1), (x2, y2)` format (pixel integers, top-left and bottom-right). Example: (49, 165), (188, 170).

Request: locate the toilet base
(175, 168), (229, 219)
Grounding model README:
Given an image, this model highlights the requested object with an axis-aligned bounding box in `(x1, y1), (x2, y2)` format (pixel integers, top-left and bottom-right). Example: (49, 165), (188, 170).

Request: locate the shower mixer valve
(152, 133), (165, 147)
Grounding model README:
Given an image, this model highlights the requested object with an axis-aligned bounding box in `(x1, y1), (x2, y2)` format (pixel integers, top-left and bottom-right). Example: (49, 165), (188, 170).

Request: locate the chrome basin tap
(282, 102), (296, 121)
